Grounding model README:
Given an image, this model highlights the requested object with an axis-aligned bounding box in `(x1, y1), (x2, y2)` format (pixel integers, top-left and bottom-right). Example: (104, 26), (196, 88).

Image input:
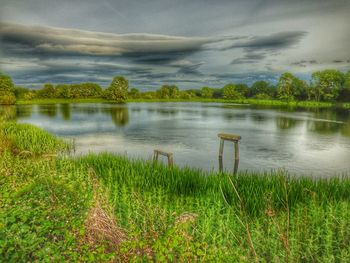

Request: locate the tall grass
(1, 122), (71, 155)
(77, 153), (350, 261)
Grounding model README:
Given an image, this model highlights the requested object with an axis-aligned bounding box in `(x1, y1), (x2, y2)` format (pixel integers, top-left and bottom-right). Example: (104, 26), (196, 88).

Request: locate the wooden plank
(154, 149), (172, 157)
(218, 133), (241, 142)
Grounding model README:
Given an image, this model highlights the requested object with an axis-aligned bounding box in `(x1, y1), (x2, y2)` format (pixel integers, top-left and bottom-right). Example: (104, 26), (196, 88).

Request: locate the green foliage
(13, 86), (30, 99)
(277, 72), (307, 101)
(0, 73), (16, 105)
(311, 69), (345, 101)
(201, 86), (213, 98)
(235, 83), (249, 97)
(2, 122), (70, 154)
(157, 85), (180, 99)
(222, 83), (244, 99)
(104, 76), (128, 103)
(37, 84), (56, 99)
(129, 88), (141, 99)
(250, 80), (274, 99)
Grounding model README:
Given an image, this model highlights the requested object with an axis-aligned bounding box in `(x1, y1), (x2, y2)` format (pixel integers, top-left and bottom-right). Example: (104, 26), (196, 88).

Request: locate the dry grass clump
(83, 168), (126, 254)
(84, 202), (126, 253)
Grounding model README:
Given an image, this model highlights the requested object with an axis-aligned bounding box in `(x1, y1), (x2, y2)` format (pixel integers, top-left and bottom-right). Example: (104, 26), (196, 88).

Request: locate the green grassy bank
(1, 121), (350, 261)
(16, 97), (350, 109)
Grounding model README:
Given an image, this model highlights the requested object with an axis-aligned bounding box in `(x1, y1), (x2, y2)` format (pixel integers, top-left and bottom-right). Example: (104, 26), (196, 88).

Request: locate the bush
(0, 92), (16, 105)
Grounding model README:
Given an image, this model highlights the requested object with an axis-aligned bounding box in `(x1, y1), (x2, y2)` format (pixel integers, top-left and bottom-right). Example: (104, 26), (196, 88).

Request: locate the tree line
(1, 69), (350, 105)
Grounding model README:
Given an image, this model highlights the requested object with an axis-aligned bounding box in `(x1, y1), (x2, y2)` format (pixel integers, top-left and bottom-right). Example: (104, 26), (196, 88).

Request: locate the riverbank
(16, 98), (350, 109)
(1, 121), (350, 261)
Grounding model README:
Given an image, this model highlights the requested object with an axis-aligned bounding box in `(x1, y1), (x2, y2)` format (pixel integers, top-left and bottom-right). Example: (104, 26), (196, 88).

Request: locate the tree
(129, 88), (141, 99)
(235, 84), (249, 98)
(311, 70), (345, 101)
(13, 86), (30, 99)
(0, 73), (16, 105)
(37, 84), (56, 98)
(222, 84), (243, 100)
(249, 80), (273, 99)
(157, 85), (180, 99)
(277, 72), (306, 101)
(201, 87), (213, 98)
(104, 76), (129, 103)
(339, 71), (350, 102)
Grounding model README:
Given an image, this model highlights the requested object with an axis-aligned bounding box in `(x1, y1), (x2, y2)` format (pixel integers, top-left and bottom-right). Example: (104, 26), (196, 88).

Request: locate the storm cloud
(0, 0), (349, 88)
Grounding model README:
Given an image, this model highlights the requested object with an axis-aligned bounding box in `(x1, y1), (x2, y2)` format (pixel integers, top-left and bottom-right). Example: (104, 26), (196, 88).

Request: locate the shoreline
(15, 98), (350, 109)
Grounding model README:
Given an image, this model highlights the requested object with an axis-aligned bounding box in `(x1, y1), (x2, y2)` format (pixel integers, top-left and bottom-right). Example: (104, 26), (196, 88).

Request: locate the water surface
(3, 102), (350, 176)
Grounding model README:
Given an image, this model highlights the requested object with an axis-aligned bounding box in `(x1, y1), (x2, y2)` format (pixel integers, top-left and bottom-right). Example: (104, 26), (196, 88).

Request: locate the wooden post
(217, 133), (241, 174)
(153, 149), (174, 167)
(234, 141), (239, 174)
(219, 139), (224, 172)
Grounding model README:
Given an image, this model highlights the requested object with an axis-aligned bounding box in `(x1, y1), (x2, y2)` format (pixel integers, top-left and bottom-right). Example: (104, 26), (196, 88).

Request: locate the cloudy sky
(1, 0), (350, 90)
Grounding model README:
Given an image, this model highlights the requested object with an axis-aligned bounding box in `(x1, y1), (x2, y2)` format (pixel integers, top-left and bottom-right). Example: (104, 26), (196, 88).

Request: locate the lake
(2, 102), (350, 176)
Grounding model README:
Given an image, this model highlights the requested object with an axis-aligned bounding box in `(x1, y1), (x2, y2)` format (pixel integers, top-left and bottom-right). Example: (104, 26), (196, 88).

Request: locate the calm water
(2, 102), (350, 176)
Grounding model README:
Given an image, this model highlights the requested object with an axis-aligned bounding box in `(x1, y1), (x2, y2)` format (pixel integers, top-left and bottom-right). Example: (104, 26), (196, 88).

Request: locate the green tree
(235, 84), (249, 98)
(201, 87), (213, 98)
(104, 76), (129, 103)
(277, 72), (306, 101)
(37, 84), (56, 98)
(311, 70), (345, 101)
(13, 86), (30, 99)
(157, 85), (180, 99)
(55, 84), (71, 98)
(249, 80), (273, 99)
(222, 84), (243, 100)
(339, 71), (350, 102)
(129, 88), (141, 99)
(0, 73), (16, 105)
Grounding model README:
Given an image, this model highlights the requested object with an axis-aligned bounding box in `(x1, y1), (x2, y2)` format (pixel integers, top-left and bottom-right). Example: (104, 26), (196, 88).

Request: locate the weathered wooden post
(153, 149), (174, 167)
(217, 133), (241, 174)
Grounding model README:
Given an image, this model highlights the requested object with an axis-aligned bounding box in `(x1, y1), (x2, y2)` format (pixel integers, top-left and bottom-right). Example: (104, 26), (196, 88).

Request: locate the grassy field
(1, 121), (350, 261)
(16, 97), (350, 109)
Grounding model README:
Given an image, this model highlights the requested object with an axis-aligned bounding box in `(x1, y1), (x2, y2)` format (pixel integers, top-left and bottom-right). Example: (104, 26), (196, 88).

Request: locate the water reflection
(103, 106), (129, 127)
(38, 104), (57, 118)
(5, 103), (350, 176)
(276, 117), (298, 130)
(16, 105), (32, 119)
(60, 104), (71, 120)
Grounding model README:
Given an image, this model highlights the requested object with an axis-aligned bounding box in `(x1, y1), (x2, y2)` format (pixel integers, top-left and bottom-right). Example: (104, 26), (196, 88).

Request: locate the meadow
(1, 120), (350, 262)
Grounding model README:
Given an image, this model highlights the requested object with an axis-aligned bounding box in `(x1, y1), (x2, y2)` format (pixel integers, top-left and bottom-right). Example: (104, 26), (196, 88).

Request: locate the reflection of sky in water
(10, 102), (350, 176)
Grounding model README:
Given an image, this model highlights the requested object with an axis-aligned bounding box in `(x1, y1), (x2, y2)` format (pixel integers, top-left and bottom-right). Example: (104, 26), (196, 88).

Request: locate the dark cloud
(291, 60), (319, 67)
(224, 31), (308, 52)
(231, 52), (267, 65)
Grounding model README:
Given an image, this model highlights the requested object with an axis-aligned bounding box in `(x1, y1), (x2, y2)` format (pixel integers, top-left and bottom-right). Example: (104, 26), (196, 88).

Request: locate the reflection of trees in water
(307, 108), (344, 135)
(307, 120), (341, 135)
(71, 105), (99, 115)
(223, 112), (247, 121)
(276, 117), (298, 130)
(250, 113), (267, 123)
(0, 106), (16, 121)
(38, 104), (57, 118)
(155, 109), (179, 116)
(341, 112), (350, 137)
(16, 105), (32, 119)
(103, 106), (129, 127)
(60, 104), (71, 120)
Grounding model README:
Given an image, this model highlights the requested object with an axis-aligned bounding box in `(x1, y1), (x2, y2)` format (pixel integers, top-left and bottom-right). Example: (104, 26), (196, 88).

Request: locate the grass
(1, 121), (350, 261)
(16, 97), (350, 109)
